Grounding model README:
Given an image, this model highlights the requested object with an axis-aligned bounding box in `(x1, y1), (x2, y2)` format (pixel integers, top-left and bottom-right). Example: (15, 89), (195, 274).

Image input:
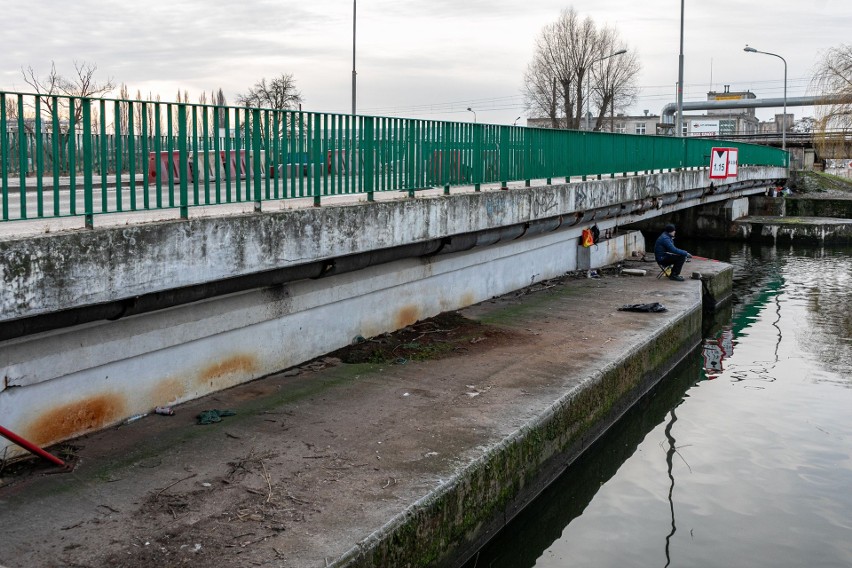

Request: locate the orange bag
(581, 228), (594, 247)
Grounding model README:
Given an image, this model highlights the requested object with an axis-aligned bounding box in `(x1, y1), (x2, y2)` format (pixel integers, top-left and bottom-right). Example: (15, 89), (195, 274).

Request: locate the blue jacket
(654, 232), (690, 262)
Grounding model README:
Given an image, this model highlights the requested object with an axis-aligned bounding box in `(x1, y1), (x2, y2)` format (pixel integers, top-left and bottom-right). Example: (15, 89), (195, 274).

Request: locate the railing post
(442, 121), (451, 195)
(364, 116), (375, 201)
(1, 96), (9, 220)
(499, 125), (509, 190)
(313, 112), (322, 207)
(100, 100), (108, 213)
(167, 103), (175, 208)
(473, 123), (482, 192)
(252, 108), (262, 212)
(16, 94), (27, 220)
(51, 96), (61, 217)
(153, 103), (163, 208)
(34, 96), (44, 218)
(178, 104), (189, 219)
(82, 98), (94, 228)
(407, 119), (416, 198)
(128, 101), (136, 211)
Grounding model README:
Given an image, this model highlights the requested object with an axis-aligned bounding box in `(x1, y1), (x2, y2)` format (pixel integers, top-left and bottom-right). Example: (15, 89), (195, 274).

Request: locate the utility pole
(352, 0), (357, 116)
(676, 0), (684, 138)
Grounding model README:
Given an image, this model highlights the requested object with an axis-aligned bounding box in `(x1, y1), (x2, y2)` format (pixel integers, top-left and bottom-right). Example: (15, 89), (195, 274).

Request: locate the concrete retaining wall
(733, 217), (852, 244)
(0, 228), (582, 457)
(785, 197), (852, 218)
(577, 231), (645, 270)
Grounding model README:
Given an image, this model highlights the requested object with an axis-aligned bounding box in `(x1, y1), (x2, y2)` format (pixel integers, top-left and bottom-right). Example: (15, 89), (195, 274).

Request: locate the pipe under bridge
(0, 165), (785, 457)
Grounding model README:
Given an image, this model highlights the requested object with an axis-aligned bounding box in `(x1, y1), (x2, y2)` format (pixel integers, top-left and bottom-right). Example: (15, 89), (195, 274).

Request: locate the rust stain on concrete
(460, 292), (476, 308)
(26, 394), (127, 447)
(197, 354), (258, 387)
(394, 305), (421, 329)
(151, 377), (186, 406)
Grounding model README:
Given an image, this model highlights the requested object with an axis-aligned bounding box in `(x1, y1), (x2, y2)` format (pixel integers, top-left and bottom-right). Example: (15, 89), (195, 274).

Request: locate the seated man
(654, 223), (692, 281)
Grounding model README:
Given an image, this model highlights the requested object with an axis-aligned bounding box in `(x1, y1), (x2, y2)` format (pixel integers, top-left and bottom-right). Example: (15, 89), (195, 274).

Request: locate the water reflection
(701, 326), (734, 378)
(464, 242), (852, 568)
(461, 355), (705, 568)
(662, 406), (681, 568)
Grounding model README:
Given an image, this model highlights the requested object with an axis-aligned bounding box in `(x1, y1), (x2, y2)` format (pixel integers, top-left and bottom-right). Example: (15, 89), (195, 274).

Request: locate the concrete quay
(0, 257), (730, 568)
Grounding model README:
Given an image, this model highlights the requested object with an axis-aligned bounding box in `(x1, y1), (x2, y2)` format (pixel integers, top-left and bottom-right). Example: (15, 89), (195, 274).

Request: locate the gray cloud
(2, 1), (847, 124)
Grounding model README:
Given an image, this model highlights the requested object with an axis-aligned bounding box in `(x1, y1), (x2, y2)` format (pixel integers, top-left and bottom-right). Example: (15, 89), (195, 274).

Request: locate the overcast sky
(2, 1), (849, 125)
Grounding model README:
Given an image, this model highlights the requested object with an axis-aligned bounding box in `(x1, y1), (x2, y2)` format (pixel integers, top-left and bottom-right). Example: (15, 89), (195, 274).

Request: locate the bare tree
(236, 73), (303, 111)
(4, 94), (19, 124)
(812, 44), (852, 157)
(592, 28), (640, 131)
(523, 9), (637, 131)
(21, 61), (115, 133)
(214, 88), (227, 129)
(524, 58), (562, 128)
(524, 8), (600, 130)
(118, 83), (131, 135)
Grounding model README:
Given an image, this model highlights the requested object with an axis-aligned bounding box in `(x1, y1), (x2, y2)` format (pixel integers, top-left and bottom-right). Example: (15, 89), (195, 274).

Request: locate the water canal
(464, 241), (852, 568)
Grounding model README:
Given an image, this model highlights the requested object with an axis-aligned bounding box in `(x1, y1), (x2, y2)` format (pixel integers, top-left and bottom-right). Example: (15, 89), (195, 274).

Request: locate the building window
(635, 123), (646, 135)
(615, 123), (625, 133)
(682, 123), (688, 136)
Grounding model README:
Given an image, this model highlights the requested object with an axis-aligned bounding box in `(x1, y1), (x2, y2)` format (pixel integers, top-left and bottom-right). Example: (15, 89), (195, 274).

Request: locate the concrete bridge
(0, 165), (785, 458)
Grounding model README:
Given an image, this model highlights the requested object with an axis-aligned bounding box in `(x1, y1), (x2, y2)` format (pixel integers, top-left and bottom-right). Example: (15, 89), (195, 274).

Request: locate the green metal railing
(0, 90), (788, 226)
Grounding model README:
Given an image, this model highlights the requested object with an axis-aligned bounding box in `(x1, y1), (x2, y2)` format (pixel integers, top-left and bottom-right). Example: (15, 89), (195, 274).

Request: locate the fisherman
(654, 223), (692, 282)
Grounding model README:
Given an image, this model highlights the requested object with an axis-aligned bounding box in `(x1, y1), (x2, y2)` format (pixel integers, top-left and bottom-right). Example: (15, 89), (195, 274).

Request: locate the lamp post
(513, 116), (522, 126)
(466, 107), (477, 123)
(676, 0), (684, 137)
(352, 0), (356, 115)
(744, 45), (787, 152)
(586, 49), (627, 131)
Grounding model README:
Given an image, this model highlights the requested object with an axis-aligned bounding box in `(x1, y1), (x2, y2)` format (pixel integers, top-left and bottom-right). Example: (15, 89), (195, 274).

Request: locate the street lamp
(586, 49), (627, 131)
(676, 0), (684, 137)
(513, 116), (522, 126)
(466, 107), (477, 123)
(744, 45), (787, 153)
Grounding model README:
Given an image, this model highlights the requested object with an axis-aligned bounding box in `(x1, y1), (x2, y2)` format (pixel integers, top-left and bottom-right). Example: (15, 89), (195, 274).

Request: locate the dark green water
(464, 242), (852, 568)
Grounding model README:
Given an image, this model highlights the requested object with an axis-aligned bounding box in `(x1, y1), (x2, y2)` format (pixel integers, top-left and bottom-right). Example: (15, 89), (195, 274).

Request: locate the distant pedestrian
(654, 224), (692, 282)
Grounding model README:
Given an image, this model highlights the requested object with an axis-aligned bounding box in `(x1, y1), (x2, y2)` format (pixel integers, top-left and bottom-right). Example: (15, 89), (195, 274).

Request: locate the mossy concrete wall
(735, 217), (852, 244)
(785, 197), (852, 218)
(749, 195), (786, 216)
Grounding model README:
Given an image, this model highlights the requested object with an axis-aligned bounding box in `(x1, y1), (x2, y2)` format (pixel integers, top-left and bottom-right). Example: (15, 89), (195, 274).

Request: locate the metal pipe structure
(0, 424), (67, 468)
(744, 46), (787, 152)
(660, 95), (844, 122)
(586, 49), (627, 131)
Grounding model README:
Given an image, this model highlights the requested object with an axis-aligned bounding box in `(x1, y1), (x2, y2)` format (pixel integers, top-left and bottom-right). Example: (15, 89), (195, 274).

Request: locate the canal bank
(0, 258), (730, 568)
(463, 241), (852, 568)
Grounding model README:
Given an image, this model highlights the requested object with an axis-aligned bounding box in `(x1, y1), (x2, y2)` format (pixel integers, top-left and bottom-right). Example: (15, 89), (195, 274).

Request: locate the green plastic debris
(196, 409), (237, 425)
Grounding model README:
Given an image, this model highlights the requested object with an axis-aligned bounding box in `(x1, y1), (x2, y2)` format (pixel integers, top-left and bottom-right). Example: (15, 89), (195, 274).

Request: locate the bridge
(0, 91), (787, 458)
